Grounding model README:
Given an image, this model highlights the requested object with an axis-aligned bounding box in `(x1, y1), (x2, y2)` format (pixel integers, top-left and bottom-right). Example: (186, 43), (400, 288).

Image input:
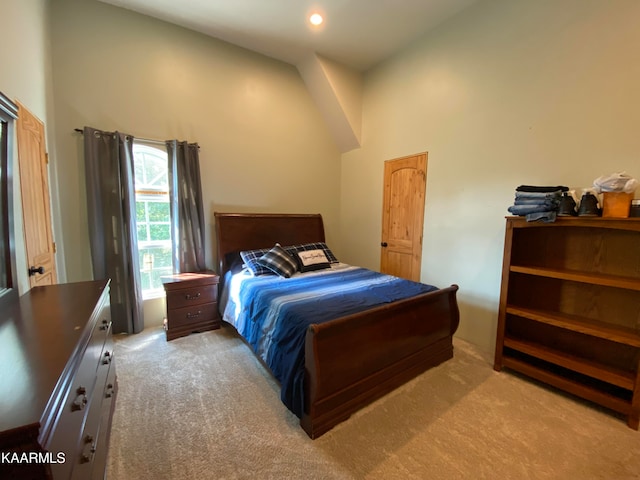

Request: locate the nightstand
(161, 271), (220, 341)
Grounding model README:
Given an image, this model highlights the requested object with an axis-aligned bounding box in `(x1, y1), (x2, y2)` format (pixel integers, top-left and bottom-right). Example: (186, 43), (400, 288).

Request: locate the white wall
(0, 0), (56, 294)
(49, 0), (342, 292)
(341, 0), (640, 352)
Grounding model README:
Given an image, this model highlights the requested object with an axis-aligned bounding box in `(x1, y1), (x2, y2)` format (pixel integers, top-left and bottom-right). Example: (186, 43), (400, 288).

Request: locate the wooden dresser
(161, 271), (220, 341)
(494, 217), (640, 429)
(0, 280), (117, 479)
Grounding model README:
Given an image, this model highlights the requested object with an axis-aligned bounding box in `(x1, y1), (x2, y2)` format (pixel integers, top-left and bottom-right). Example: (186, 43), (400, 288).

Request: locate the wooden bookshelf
(494, 216), (640, 430)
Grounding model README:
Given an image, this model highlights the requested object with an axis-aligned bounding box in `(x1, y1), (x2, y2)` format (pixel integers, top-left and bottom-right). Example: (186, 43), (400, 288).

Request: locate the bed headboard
(214, 212), (326, 276)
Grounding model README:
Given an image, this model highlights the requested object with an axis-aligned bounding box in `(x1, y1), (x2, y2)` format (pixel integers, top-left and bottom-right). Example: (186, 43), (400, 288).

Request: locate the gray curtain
(84, 127), (144, 334)
(166, 140), (206, 273)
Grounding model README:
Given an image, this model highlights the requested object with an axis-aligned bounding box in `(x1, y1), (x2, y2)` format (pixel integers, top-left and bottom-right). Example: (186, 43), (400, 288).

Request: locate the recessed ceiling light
(309, 13), (323, 26)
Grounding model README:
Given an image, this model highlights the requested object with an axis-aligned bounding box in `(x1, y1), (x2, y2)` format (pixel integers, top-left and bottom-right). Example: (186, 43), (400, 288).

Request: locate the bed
(214, 212), (460, 438)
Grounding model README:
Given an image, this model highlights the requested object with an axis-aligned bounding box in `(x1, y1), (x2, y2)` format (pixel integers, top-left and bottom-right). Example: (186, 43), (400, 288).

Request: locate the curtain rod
(74, 128), (165, 146)
(74, 128), (198, 148)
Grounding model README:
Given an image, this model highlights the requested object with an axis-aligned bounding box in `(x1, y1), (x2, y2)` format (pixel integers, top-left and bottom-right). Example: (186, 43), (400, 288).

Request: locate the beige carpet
(107, 325), (640, 480)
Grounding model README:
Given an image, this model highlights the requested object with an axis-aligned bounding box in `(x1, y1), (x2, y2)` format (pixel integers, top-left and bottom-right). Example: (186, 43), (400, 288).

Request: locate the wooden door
(16, 102), (57, 287)
(380, 153), (427, 281)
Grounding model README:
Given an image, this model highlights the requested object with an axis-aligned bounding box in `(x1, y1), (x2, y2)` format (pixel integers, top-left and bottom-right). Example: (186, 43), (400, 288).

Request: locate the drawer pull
(80, 434), (97, 463)
(105, 383), (115, 398)
(99, 319), (111, 331)
(102, 351), (112, 365)
(185, 292), (201, 300)
(186, 310), (202, 319)
(71, 386), (88, 412)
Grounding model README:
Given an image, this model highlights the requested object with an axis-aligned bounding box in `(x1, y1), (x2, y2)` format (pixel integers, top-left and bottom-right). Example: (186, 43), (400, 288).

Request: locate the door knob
(380, 242), (388, 247)
(28, 265), (45, 276)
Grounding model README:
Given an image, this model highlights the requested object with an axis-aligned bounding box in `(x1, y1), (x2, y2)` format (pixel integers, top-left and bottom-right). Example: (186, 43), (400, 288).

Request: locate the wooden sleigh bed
(214, 212), (460, 438)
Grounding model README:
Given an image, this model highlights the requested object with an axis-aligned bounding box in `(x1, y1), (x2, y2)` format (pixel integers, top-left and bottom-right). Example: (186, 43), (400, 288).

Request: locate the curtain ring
(94, 130), (101, 138)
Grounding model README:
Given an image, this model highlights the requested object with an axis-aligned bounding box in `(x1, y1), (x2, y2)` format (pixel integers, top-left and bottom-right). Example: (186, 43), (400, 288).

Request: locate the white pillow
(295, 249), (331, 272)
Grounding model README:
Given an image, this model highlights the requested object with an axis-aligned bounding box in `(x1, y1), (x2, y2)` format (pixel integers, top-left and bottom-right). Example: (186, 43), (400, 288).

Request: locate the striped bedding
(221, 263), (438, 417)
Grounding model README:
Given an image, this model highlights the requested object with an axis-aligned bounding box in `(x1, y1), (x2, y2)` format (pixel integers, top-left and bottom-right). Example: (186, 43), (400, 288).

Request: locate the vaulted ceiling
(98, 0), (479, 72)
(96, 0), (479, 152)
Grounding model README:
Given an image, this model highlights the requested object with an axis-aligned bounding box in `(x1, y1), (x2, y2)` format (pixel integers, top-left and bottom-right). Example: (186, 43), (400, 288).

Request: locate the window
(133, 142), (172, 297)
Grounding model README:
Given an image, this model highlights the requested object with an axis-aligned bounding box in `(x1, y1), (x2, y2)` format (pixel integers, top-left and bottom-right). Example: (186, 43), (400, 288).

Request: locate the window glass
(133, 143), (172, 296)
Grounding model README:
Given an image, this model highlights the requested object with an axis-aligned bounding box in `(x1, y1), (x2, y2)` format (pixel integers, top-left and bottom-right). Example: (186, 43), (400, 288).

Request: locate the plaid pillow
(256, 244), (298, 278)
(240, 248), (273, 276)
(284, 242), (338, 263)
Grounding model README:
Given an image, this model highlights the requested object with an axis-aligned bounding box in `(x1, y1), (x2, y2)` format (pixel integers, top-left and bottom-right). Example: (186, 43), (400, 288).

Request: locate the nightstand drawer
(168, 302), (219, 329)
(166, 285), (217, 310)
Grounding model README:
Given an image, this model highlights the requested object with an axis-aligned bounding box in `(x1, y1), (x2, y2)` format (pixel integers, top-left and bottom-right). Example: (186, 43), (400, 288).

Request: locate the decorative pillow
(285, 242), (338, 264)
(256, 244), (298, 278)
(293, 248), (331, 272)
(240, 248), (274, 276)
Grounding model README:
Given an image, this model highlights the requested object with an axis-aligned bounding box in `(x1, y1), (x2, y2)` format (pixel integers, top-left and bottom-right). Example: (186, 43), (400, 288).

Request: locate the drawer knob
(71, 387), (88, 412)
(80, 435), (97, 463)
(185, 292), (201, 300)
(105, 383), (115, 398)
(102, 351), (112, 365)
(186, 310), (202, 319)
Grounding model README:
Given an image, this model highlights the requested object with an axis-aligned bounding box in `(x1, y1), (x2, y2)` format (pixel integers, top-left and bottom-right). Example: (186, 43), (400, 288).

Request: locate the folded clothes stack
(507, 185), (569, 222)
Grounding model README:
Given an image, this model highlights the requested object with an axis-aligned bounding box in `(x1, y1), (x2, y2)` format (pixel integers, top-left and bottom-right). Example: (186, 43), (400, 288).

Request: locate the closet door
(380, 152), (427, 281)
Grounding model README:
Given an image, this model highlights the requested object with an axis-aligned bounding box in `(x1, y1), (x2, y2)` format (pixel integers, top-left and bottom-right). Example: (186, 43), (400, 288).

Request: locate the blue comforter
(222, 265), (438, 417)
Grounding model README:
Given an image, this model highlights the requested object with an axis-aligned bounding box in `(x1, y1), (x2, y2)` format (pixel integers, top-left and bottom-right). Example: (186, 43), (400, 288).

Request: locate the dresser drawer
(166, 284), (217, 310)
(91, 362), (117, 480)
(69, 404), (101, 480)
(48, 329), (104, 453)
(69, 352), (114, 480)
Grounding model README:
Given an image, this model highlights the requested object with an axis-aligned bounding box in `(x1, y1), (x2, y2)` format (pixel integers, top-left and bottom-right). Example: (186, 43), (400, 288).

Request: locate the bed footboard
(300, 284), (459, 438)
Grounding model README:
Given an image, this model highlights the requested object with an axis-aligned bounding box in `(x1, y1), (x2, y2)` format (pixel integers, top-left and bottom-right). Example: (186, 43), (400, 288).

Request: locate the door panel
(16, 102), (57, 288)
(380, 153), (427, 281)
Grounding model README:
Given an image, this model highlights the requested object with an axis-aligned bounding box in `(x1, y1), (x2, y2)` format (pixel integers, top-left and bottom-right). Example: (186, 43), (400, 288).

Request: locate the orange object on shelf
(602, 191), (634, 218)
